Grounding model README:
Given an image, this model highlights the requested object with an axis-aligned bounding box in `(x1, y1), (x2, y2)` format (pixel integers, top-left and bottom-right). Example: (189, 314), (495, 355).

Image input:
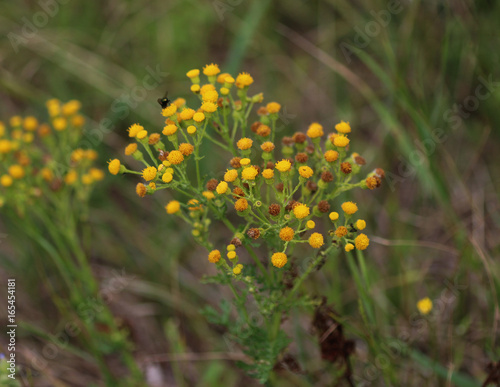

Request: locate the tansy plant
(0, 101), (143, 385)
(110, 63), (384, 382)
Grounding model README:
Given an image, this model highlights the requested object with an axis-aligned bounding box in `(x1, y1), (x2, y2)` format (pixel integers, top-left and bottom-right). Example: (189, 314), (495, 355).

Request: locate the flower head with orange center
(261, 142), (275, 152)
(166, 200), (180, 214)
(179, 143), (194, 156)
(354, 233), (369, 250)
(309, 233), (324, 248)
(293, 203), (310, 219)
(142, 166), (157, 181)
(234, 198), (248, 212)
(237, 137), (253, 150)
(167, 150), (184, 165)
(208, 249), (221, 263)
(279, 227), (294, 242)
(275, 159), (291, 173)
(307, 122), (324, 138)
(136, 183), (147, 197)
(271, 252), (287, 268)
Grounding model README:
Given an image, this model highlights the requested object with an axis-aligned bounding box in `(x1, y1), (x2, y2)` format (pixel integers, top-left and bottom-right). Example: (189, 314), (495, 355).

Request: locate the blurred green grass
(1, 0), (500, 385)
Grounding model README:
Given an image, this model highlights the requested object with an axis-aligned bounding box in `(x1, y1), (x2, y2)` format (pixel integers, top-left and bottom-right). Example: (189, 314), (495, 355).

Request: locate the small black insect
(157, 91), (171, 109)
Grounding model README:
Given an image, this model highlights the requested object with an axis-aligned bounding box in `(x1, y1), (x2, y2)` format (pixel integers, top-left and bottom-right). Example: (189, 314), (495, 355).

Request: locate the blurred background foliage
(0, 0), (499, 385)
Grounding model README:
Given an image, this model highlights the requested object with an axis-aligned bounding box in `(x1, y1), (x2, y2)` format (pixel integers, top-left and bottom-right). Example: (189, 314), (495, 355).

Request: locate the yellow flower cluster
(109, 64), (383, 273)
(1, 100), (103, 212)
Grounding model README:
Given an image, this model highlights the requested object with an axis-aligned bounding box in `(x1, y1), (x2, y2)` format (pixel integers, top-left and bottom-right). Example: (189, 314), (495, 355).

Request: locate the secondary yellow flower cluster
(0, 99), (103, 213)
(110, 64), (384, 274)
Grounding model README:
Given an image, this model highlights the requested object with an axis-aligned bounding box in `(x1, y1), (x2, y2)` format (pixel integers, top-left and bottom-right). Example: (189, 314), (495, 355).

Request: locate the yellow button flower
(162, 104), (177, 117)
(163, 124), (178, 136)
(298, 166), (314, 179)
(208, 249), (221, 263)
(23, 116), (38, 131)
(108, 159), (121, 175)
(417, 297), (433, 315)
(186, 69), (200, 78)
(354, 233), (369, 250)
(236, 72), (253, 88)
(136, 183), (147, 197)
(237, 137), (253, 150)
(261, 141), (275, 152)
(262, 169), (274, 179)
(307, 122), (324, 138)
(356, 219), (366, 230)
(335, 226), (348, 238)
(165, 200), (180, 214)
(306, 220), (315, 229)
(271, 252), (287, 268)
(52, 117), (67, 131)
(335, 120), (351, 134)
(128, 123), (144, 138)
(334, 135), (350, 147)
(0, 140), (12, 154)
(279, 227), (294, 242)
(162, 172), (173, 183)
(179, 108), (195, 120)
(142, 166), (157, 181)
(1, 175), (13, 187)
(216, 181), (228, 194)
(193, 112), (205, 123)
(241, 166), (258, 180)
(64, 170), (78, 185)
(240, 158), (251, 166)
(345, 243), (354, 252)
(275, 159), (291, 173)
(234, 198), (248, 212)
(324, 150), (339, 162)
(309, 233), (324, 248)
(203, 63), (221, 76)
(202, 90), (219, 103)
(224, 169), (238, 182)
(201, 102), (217, 113)
(266, 102), (281, 114)
(203, 191), (215, 200)
(179, 143), (194, 156)
(329, 212), (339, 221)
(125, 143), (138, 156)
(167, 150), (184, 165)
(293, 203), (310, 219)
(341, 201), (358, 215)
(136, 130), (148, 139)
(187, 125), (197, 135)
